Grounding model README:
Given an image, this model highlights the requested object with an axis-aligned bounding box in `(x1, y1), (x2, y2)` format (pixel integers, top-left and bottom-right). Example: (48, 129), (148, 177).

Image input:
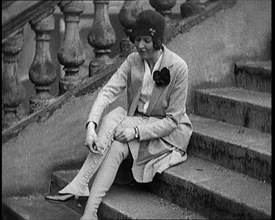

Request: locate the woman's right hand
(85, 122), (100, 154)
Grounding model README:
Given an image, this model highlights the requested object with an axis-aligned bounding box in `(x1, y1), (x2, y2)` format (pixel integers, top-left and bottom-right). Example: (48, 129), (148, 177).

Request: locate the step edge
(189, 114), (271, 156)
(2, 195), (82, 220)
(159, 157), (271, 215)
(51, 157), (271, 217)
(194, 87), (271, 109)
(234, 60), (271, 78)
(49, 174), (206, 219)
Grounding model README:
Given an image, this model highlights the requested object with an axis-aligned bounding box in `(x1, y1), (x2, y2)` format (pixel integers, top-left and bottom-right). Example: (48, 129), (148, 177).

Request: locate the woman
(46, 10), (193, 220)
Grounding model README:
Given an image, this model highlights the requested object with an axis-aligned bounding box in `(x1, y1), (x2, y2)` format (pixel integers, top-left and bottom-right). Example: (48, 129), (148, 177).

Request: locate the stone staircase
(2, 60), (271, 219)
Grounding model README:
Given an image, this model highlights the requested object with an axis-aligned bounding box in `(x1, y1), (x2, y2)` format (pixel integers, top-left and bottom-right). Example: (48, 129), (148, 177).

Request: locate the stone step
(234, 60), (271, 93)
(2, 194), (81, 220)
(188, 114), (271, 183)
(48, 170), (206, 219)
(151, 156), (271, 219)
(194, 87), (271, 133)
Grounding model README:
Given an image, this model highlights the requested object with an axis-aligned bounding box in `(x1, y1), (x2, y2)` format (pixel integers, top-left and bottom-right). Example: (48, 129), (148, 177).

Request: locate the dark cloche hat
(130, 10), (165, 50)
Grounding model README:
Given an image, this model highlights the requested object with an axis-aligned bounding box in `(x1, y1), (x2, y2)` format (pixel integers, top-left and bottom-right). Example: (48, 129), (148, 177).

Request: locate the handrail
(2, 1), (16, 9)
(2, 0), (68, 40)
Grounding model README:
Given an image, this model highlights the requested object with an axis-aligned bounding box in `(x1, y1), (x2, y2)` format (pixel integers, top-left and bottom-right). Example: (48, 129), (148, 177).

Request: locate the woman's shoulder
(125, 51), (142, 66)
(163, 46), (188, 70)
(127, 51), (140, 61)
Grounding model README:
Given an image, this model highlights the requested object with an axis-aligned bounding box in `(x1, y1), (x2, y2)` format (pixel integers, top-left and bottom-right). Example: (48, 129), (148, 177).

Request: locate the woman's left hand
(114, 127), (135, 143)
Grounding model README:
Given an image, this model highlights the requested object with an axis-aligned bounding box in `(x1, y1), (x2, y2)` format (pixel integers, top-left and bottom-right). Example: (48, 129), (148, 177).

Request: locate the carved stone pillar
(180, 0), (208, 19)
(119, 0), (143, 56)
(58, 1), (86, 94)
(88, 0), (116, 76)
(29, 10), (57, 113)
(149, 0), (177, 19)
(2, 28), (25, 125)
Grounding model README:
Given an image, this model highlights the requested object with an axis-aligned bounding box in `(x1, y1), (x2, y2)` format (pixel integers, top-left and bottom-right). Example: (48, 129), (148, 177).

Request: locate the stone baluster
(149, 0), (177, 19)
(58, 1), (86, 94)
(180, 0), (209, 19)
(2, 28), (25, 126)
(29, 10), (57, 113)
(88, 0), (116, 76)
(119, 0), (143, 56)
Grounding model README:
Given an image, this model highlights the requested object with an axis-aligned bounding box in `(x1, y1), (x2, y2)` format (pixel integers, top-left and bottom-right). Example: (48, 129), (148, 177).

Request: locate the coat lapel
(128, 85), (142, 116)
(146, 46), (173, 115)
(128, 59), (145, 116)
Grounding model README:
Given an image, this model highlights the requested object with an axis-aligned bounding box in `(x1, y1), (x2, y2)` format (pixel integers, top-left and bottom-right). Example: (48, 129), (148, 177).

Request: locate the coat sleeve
(138, 62), (189, 141)
(86, 53), (135, 127)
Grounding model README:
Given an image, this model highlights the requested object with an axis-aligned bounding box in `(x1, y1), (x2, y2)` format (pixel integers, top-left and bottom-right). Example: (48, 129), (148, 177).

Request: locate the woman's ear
(129, 32), (135, 44)
(153, 38), (162, 50)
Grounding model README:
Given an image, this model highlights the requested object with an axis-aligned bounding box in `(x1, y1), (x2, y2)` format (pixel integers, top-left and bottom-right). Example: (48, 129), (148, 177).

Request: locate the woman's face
(134, 35), (156, 60)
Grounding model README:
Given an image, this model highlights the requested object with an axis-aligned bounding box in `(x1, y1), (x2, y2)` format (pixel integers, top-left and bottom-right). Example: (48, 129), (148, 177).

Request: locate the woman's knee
(109, 140), (129, 159)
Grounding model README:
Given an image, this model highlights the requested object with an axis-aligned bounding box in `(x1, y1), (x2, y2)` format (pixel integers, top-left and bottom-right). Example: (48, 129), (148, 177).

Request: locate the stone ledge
(48, 170), (207, 219)
(189, 114), (271, 183)
(2, 195), (81, 220)
(152, 156), (271, 219)
(234, 60), (271, 79)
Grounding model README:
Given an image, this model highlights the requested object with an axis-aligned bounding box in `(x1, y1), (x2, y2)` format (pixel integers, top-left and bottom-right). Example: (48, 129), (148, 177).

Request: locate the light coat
(87, 45), (193, 182)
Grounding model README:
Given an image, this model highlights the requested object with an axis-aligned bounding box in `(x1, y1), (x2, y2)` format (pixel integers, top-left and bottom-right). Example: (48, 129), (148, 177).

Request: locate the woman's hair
(130, 10), (165, 50)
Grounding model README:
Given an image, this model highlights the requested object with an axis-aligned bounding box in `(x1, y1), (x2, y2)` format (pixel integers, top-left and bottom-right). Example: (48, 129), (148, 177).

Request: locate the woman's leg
(81, 140), (129, 220)
(114, 153), (134, 185)
(58, 151), (104, 197)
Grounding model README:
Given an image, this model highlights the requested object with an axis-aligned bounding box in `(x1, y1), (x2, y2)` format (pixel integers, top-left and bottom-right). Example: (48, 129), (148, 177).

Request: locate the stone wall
(167, 0), (271, 113)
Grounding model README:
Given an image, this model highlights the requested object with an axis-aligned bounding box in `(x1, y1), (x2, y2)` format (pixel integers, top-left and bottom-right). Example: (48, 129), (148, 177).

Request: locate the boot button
(94, 160), (98, 164)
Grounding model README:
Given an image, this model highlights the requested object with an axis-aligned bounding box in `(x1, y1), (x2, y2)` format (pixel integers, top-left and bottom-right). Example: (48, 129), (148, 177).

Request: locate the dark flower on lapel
(153, 67), (170, 87)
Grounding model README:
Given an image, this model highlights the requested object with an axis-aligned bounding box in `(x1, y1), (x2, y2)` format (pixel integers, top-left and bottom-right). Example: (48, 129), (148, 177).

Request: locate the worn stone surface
(49, 156), (271, 220)
(235, 60), (271, 77)
(2, 194), (81, 220)
(102, 185), (206, 219)
(152, 156), (271, 219)
(234, 60), (271, 93)
(188, 114), (271, 183)
(194, 87), (271, 133)
(48, 170), (207, 220)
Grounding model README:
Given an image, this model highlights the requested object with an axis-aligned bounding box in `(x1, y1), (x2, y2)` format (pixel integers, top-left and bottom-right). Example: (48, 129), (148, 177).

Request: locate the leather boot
(81, 141), (129, 220)
(58, 151), (107, 197)
(59, 107), (127, 197)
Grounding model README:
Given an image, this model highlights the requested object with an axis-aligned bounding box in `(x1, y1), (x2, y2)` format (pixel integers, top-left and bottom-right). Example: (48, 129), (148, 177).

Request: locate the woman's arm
(86, 53), (136, 127)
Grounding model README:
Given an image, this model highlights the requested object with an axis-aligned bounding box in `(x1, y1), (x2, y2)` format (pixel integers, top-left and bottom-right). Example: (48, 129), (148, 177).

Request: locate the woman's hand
(85, 122), (100, 154)
(114, 127), (136, 143)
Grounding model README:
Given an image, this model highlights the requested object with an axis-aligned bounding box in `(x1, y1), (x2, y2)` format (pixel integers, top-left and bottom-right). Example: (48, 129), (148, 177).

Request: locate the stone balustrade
(29, 9), (57, 113)
(2, 0), (180, 130)
(2, 28), (25, 127)
(58, 1), (86, 94)
(119, 0), (143, 56)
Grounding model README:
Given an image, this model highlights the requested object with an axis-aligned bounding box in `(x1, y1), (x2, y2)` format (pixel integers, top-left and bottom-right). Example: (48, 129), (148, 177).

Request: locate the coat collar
(146, 45), (174, 115)
(159, 45), (174, 71)
(128, 45), (174, 116)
